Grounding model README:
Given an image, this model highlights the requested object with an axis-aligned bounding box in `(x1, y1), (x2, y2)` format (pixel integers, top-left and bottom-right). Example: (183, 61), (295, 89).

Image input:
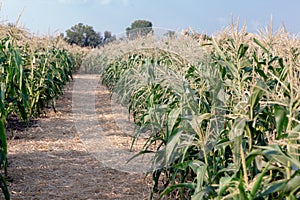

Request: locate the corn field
(98, 23), (300, 199)
(2, 21), (299, 199)
(0, 25), (82, 199)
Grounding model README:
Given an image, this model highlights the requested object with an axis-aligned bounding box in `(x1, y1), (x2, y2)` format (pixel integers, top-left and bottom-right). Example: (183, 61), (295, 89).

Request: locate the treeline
(63, 19), (153, 48)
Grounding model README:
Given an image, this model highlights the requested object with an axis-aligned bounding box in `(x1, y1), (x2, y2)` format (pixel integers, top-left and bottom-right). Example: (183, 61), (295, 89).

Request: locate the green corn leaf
(261, 181), (286, 196)
(250, 162), (270, 199)
(268, 56), (279, 66)
(218, 176), (232, 196)
(237, 44), (249, 59)
(249, 80), (266, 119)
(0, 119), (7, 163)
(250, 80), (265, 109)
(274, 104), (288, 138)
(245, 149), (263, 168)
(165, 128), (182, 165)
(0, 173), (9, 200)
(260, 145), (300, 169)
(238, 178), (248, 200)
(167, 107), (181, 134)
(127, 150), (154, 163)
(253, 38), (269, 53)
(159, 183), (196, 199)
(255, 68), (268, 80)
(212, 38), (238, 78)
(189, 160), (205, 172)
(194, 164), (207, 196)
(191, 191), (205, 200)
(173, 160), (194, 170)
(286, 174), (300, 193)
(229, 117), (246, 140)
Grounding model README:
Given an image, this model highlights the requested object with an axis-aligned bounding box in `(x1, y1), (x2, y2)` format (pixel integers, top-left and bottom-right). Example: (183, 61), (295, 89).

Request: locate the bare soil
(6, 74), (152, 200)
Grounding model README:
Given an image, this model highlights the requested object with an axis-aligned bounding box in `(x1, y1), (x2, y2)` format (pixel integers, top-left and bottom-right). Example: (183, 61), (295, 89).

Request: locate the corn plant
(0, 37), (28, 200)
(100, 23), (300, 200)
(26, 46), (76, 115)
(0, 27), (82, 199)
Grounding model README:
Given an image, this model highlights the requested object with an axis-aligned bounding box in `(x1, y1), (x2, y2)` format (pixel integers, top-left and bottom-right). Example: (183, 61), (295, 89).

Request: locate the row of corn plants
(0, 27), (82, 199)
(100, 24), (300, 200)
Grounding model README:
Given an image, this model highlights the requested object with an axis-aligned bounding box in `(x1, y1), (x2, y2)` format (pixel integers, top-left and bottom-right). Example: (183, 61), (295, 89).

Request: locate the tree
(64, 23), (102, 47)
(103, 31), (116, 44)
(164, 30), (176, 38)
(126, 19), (153, 39)
(104, 31), (112, 40)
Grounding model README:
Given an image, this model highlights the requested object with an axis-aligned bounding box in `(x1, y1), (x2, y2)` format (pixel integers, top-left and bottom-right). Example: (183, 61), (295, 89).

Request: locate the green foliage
(65, 23), (102, 47)
(126, 19), (153, 39)
(0, 34), (81, 199)
(100, 24), (300, 199)
(103, 31), (116, 45)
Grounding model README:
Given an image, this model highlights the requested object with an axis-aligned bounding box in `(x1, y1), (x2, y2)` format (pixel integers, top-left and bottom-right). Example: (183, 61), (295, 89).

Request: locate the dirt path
(7, 74), (152, 200)
(72, 74), (152, 173)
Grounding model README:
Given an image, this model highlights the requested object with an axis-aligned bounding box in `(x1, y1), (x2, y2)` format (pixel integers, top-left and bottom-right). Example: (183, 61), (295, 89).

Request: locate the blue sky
(0, 0), (299, 36)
